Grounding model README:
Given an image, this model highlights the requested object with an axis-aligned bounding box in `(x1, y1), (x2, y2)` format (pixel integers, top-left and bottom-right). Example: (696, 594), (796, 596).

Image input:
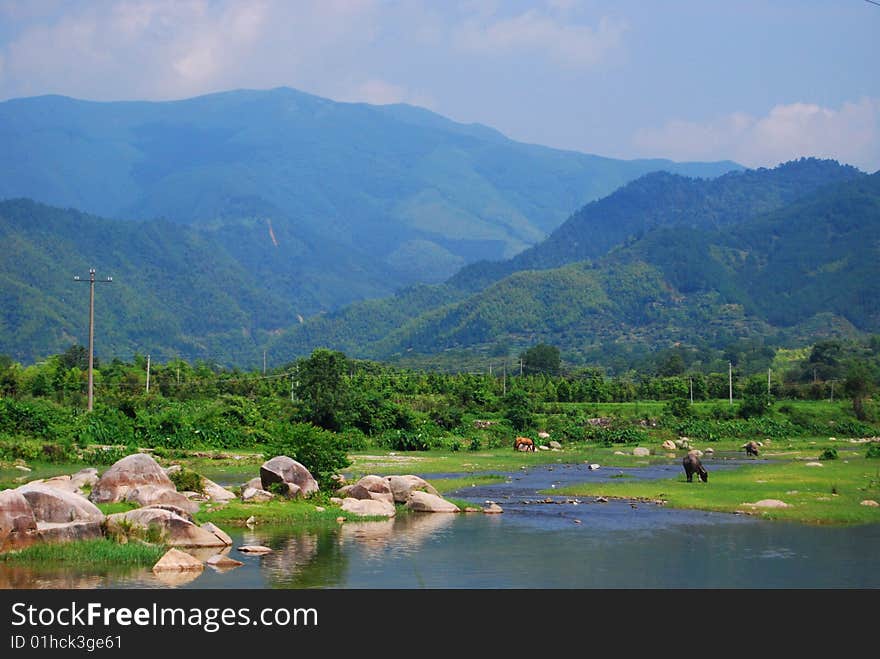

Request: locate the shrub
(866, 443), (880, 459)
(820, 448), (839, 461)
(381, 430), (430, 452)
(263, 422), (351, 490)
(664, 397), (693, 419)
(168, 468), (204, 494)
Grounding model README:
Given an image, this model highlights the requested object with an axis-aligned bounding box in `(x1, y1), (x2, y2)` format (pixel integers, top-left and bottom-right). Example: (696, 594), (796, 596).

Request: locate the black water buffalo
(682, 452), (708, 482)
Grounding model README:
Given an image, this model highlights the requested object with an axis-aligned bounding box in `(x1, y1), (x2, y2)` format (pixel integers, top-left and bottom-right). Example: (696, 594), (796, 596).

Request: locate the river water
(3, 461), (879, 589)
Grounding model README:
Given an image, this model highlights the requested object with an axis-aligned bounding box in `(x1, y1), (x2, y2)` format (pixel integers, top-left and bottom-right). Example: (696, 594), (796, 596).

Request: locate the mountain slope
(0, 199), (393, 364)
(270, 167), (880, 362)
(449, 158), (864, 291)
(0, 87), (738, 294)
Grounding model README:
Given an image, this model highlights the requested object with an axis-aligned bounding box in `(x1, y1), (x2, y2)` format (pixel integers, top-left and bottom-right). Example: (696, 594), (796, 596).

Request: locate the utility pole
(146, 354), (151, 394)
(728, 361), (733, 405)
(74, 268), (112, 412)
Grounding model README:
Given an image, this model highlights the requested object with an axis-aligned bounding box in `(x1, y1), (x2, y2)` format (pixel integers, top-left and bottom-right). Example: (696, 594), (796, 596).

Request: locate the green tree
(296, 349), (350, 431)
(520, 343), (561, 376)
(738, 375), (773, 418)
(844, 362), (873, 421)
(503, 388), (534, 431)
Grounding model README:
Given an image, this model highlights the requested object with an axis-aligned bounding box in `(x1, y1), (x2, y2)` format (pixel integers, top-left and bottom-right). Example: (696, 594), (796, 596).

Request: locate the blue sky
(1, 0), (877, 171)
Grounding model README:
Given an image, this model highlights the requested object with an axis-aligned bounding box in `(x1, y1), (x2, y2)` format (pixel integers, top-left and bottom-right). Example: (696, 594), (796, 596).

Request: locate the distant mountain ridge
(0, 87), (739, 297)
(268, 161), (878, 364)
(449, 158), (864, 291)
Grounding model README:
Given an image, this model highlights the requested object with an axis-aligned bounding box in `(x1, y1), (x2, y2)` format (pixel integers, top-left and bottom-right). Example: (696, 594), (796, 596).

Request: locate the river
(2, 460), (878, 589)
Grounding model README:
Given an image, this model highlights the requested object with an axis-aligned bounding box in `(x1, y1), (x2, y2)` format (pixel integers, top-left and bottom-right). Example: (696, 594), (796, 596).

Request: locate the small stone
(860, 500), (879, 507)
(632, 447), (650, 457)
(595, 497), (608, 503)
(573, 519), (581, 524)
(245, 516), (256, 527)
(538, 445), (550, 451)
(805, 462), (824, 467)
(483, 503), (503, 514)
(314, 506), (326, 512)
(336, 516), (345, 523)
(746, 499), (791, 509)
(537, 431), (550, 439)
(14, 465), (31, 472)
(549, 440), (562, 450)
(237, 545), (272, 554)
(206, 554), (244, 569)
(152, 548), (204, 573)
(464, 507), (481, 513)
(661, 440), (677, 451)
(587, 464), (600, 470)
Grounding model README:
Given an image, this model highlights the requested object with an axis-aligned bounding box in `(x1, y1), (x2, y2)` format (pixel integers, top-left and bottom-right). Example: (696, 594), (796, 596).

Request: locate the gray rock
(483, 503), (503, 514)
(242, 477), (263, 491)
(662, 440), (677, 451)
(90, 454), (175, 503)
(206, 554), (243, 569)
(200, 522), (232, 546)
(632, 447), (650, 457)
(106, 508), (228, 547)
(549, 440), (562, 450)
(202, 478), (236, 503)
(0, 489), (37, 545)
(37, 520), (103, 544)
(405, 491), (460, 513)
(17, 483), (104, 523)
(152, 548), (204, 573)
(125, 484), (200, 514)
(237, 545), (272, 554)
(341, 498), (396, 517)
(259, 456), (318, 496)
(241, 487), (274, 503)
(385, 475), (440, 503)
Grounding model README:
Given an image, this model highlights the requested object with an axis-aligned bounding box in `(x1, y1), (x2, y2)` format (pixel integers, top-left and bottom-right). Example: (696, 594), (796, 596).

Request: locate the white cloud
(0, 0), (381, 100)
(454, 8), (626, 69)
(339, 78), (435, 109)
(633, 98), (880, 172)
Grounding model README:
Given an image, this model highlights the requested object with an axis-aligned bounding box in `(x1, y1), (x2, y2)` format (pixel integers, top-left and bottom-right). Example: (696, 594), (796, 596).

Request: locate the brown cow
(743, 440), (760, 457)
(514, 437), (535, 452)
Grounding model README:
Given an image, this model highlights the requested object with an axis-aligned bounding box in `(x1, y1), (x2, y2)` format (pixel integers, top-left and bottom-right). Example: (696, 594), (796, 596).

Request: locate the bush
(381, 430), (430, 452)
(168, 468), (204, 494)
(263, 422), (350, 490)
(820, 448), (839, 461)
(866, 443), (880, 459)
(664, 397), (693, 419)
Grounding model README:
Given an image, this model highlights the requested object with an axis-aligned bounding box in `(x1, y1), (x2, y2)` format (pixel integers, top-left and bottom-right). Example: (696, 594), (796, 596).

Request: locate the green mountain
(268, 163), (879, 364)
(0, 87), (738, 295)
(0, 198), (390, 364)
(449, 158), (863, 291)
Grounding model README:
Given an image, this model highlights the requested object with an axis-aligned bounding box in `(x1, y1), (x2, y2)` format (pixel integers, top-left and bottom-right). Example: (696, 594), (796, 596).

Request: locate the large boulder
(241, 487), (274, 503)
(337, 484), (372, 500)
(341, 498), (396, 518)
(0, 489), (37, 544)
(259, 456), (318, 496)
(200, 522), (232, 546)
(202, 478), (236, 503)
(385, 475), (440, 504)
(37, 521), (103, 544)
(406, 491), (460, 513)
(106, 508), (228, 547)
(632, 447), (651, 457)
(90, 454), (175, 503)
(125, 485), (200, 515)
(17, 483), (104, 523)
